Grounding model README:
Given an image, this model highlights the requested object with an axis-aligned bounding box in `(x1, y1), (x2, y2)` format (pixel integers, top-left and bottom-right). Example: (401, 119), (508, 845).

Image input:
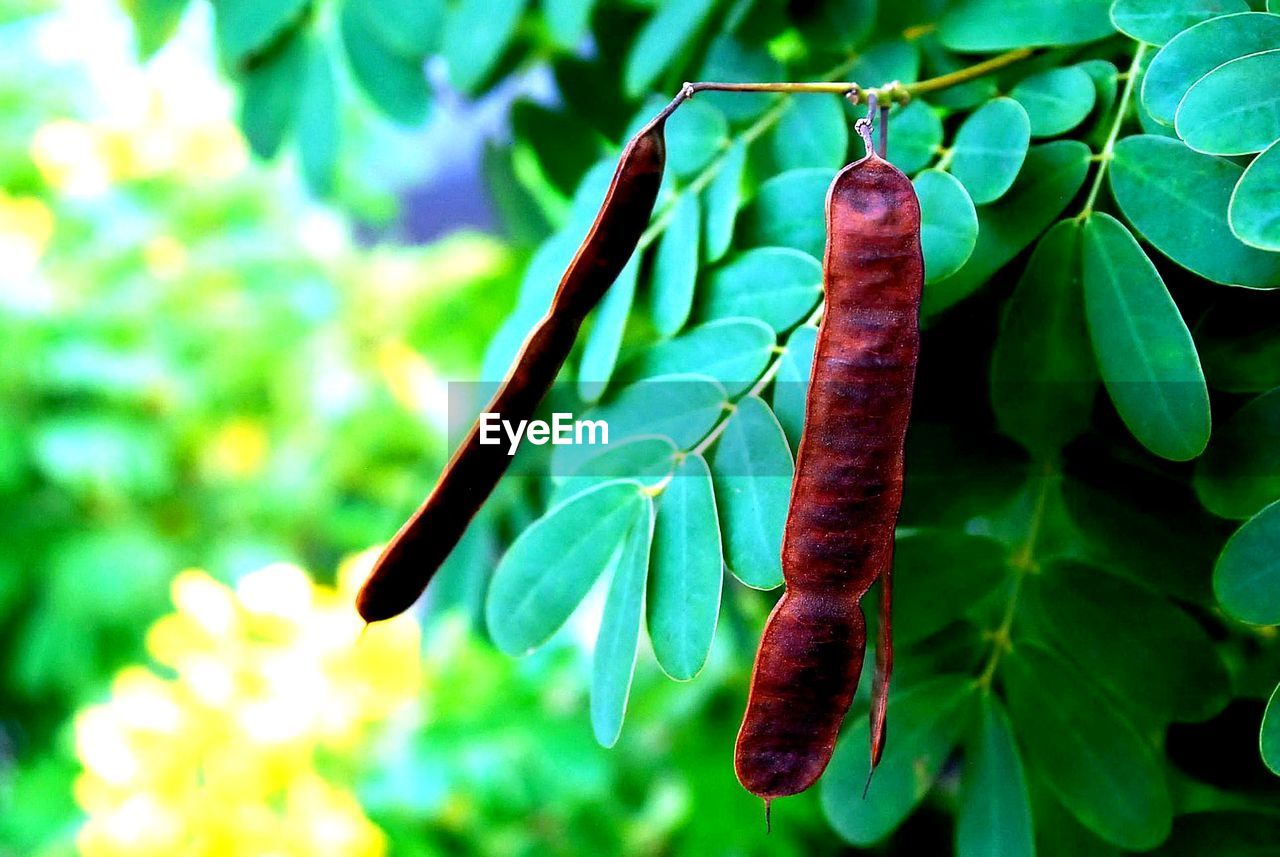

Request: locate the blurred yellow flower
(0, 191), (55, 283)
(203, 419), (269, 479)
(74, 551), (419, 857)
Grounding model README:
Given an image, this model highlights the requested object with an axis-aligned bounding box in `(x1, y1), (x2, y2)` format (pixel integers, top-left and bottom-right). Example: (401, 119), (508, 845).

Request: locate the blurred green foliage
(4, 0), (1280, 855)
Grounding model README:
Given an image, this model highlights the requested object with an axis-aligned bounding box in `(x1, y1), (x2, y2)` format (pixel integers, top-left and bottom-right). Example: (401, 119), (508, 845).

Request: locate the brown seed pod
(356, 104), (676, 623)
(734, 141), (924, 801)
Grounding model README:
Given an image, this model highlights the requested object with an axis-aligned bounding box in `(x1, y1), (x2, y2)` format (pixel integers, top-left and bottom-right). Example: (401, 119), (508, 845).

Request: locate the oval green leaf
(550, 436), (679, 506)
(1177, 50), (1280, 156)
(702, 140), (747, 263)
(1082, 212), (1210, 461)
(893, 531), (1006, 646)
(297, 40), (339, 195)
(442, 0), (528, 95)
(957, 697), (1034, 857)
(771, 94), (850, 171)
(591, 497), (654, 747)
(821, 676), (976, 846)
(1262, 684), (1280, 775)
(949, 97), (1031, 204)
(709, 396), (792, 589)
(578, 255), (640, 402)
(666, 98), (729, 179)
(238, 33), (306, 159)
(700, 246), (823, 332)
(1111, 0), (1248, 45)
(1230, 137), (1280, 251)
(916, 169), (979, 283)
(1011, 66), (1097, 137)
(1142, 12), (1280, 126)
(925, 140), (1091, 316)
(1110, 135), (1280, 287)
(990, 220), (1097, 459)
(650, 193), (702, 336)
(939, 0), (1114, 50)
(1026, 561), (1229, 726)
(617, 318), (776, 396)
(740, 168), (837, 260)
(215, 0), (307, 64)
(623, 0), (717, 98)
(1214, 499), (1280, 625)
(647, 453), (723, 680)
(1002, 642), (1173, 850)
(341, 0), (431, 123)
(771, 324), (817, 452)
(886, 100), (943, 175)
(486, 480), (648, 655)
(1194, 386), (1280, 520)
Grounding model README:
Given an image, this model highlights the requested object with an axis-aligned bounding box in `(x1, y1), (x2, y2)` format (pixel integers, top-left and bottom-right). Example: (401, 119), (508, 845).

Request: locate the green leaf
(442, 0), (528, 95)
(512, 100), (604, 196)
(1010, 66), (1097, 138)
(709, 396), (792, 589)
(1176, 50), (1280, 156)
(990, 220), (1097, 459)
(1194, 387), (1280, 520)
(771, 95), (849, 171)
(939, 0), (1114, 50)
(213, 0), (307, 64)
(647, 453), (723, 680)
(925, 141), (1091, 315)
(740, 168), (837, 260)
(486, 480), (647, 654)
(623, 0), (718, 98)
(1002, 642), (1173, 850)
(341, 0), (430, 123)
(795, 0), (876, 53)
(1078, 59), (1119, 137)
(1110, 0), (1248, 45)
(1214, 499), (1280, 624)
(544, 0), (596, 48)
(821, 676), (976, 846)
(893, 531), (1006, 646)
(650, 194), (702, 336)
(578, 255), (640, 402)
(1081, 212), (1210, 461)
(848, 39), (921, 90)
(957, 697), (1034, 857)
(1142, 12), (1280, 126)
(949, 97), (1031, 204)
(352, 0), (443, 57)
(702, 140), (746, 263)
(771, 324), (817, 451)
(126, 0), (190, 58)
(551, 437), (679, 506)
(618, 318), (775, 396)
(885, 100), (943, 175)
(591, 497), (654, 747)
(1110, 135), (1280, 288)
(238, 32), (306, 159)
(554, 374), (728, 474)
(297, 40), (339, 195)
(919, 35), (995, 110)
(695, 34), (784, 124)
(700, 246), (823, 332)
(1230, 138), (1280, 251)
(1263, 684), (1280, 775)
(1025, 561), (1229, 726)
(916, 169), (978, 283)
(666, 98), (729, 179)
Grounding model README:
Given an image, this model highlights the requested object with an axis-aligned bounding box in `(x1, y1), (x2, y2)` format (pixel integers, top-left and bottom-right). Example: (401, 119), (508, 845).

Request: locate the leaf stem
(976, 464), (1054, 689)
(1078, 42), (1147, 219)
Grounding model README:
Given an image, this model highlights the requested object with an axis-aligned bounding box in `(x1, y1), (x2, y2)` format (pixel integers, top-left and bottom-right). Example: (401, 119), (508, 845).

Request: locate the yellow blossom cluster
(73, 551), (421, 856)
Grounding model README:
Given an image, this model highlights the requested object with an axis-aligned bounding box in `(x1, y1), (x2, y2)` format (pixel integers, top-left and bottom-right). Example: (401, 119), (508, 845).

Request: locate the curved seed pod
(357, 99), (680, 623)
(734, 141), (923, 801)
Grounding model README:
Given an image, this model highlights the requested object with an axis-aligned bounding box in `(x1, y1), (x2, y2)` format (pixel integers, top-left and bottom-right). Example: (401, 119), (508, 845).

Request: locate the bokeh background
(0, 1), (840, 854)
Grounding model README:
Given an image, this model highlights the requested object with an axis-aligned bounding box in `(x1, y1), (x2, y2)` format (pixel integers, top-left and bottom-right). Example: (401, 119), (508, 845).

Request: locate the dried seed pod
(356, 104), (677, 623)
(734, 138), (924, 800)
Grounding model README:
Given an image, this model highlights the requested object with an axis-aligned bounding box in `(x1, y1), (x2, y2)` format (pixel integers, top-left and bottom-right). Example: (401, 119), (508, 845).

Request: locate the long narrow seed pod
(356, 96), (682, 623)
(734, 112), (923, 801)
